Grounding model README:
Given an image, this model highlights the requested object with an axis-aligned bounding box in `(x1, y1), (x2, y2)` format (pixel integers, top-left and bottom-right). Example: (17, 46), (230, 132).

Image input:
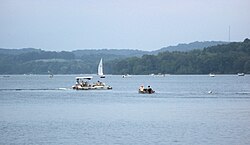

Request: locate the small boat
(48, 71), (53, 78)
(138, 86), (155, 94)
(72, 76), (112, 90)
(208, 90), (213, 94)
(98, 58), (105, 78)
(209, 73), (215, 77)
(156, 73), (165, 77)
(122, 74), (131, 78)
(237, 73), (245, 76)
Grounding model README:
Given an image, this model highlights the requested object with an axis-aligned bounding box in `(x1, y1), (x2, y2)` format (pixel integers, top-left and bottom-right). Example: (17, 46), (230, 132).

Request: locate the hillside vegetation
(0, 48), (147, 74)
(0, 40), (248, 74)
(106, 39), (250, 74)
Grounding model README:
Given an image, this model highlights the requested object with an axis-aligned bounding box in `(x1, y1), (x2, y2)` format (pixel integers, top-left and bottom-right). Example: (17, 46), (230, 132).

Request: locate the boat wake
(0, 88), (72, 91)
(1, 89), (250, 99)
(147, 91), (250, 99)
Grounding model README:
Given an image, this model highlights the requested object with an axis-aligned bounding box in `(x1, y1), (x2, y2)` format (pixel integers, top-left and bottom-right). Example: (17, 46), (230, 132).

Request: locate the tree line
(105, 38), (250, 74)
(0, 39), (249, 74)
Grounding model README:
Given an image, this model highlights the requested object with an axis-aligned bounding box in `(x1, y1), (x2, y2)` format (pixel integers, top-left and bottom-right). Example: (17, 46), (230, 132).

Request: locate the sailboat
(98, 58), (105, 78)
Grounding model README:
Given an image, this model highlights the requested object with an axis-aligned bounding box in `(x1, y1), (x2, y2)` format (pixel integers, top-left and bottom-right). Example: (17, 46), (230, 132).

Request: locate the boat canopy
(75, 76), (93, 80)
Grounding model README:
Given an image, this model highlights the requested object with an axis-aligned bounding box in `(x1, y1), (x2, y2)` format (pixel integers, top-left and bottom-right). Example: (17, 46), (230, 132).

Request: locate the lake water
(0, 75), (250, 145)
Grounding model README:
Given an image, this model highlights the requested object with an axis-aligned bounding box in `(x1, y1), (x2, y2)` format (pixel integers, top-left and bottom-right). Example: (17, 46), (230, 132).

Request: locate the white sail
(98, 58), (104, 76)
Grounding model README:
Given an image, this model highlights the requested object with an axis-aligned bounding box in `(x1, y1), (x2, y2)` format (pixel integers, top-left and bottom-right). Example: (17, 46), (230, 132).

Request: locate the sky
(0, 0), (250, 51)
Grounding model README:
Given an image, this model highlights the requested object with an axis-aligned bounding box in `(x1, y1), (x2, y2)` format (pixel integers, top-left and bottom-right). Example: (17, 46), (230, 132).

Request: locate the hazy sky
(0, 0), (250, 51)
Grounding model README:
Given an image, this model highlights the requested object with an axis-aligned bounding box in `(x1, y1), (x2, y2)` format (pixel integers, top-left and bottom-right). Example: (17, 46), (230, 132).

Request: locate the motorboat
(72, 76), (112, 90)
(209, 73), (215, 77)
(122, 74), (131, 78)
(237, 73), (245, 76)
(138, 86), (155, 94)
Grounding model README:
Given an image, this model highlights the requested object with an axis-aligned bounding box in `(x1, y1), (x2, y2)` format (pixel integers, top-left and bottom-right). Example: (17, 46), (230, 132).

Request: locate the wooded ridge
(0, 40), (248, 74)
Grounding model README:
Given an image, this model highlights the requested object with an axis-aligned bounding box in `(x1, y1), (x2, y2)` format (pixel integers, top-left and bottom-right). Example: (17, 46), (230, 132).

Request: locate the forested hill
(0, 48), (148, 74)
(105, 39), (250, 74)
(0, 48), (42, 55)
(153, 41), (228, 54)
(72, 49), (148, 58)
(0, 39), (248, 74)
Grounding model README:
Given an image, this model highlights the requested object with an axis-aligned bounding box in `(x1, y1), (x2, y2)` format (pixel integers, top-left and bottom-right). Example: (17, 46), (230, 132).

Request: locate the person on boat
(96, 80), (102, 86)
(83, 81), (88, 87)
(147, 86), (152, 94)
(139, 85), (144, 92)
(76, 78), (80, 84)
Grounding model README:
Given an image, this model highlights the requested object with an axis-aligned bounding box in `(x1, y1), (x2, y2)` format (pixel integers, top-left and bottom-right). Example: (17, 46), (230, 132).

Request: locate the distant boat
(48, 71), (53, 78)
(156, 73), (165, 77)
(209, 73), (215, 77)
(237, 73), (245, 76)
(208, 90), (213, 94)
(98, 58), (105, 78)
(122, 74), (131, 78)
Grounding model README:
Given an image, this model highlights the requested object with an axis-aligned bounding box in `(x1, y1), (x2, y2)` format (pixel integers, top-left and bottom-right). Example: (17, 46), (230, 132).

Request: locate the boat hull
(72, 85), (112, 90)
(237, 73), (245, 76)
(138, 89), (155, 94)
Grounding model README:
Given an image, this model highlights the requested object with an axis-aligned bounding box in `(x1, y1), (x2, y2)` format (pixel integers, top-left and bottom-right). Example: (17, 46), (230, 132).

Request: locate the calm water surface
(0, 75), (250, 145)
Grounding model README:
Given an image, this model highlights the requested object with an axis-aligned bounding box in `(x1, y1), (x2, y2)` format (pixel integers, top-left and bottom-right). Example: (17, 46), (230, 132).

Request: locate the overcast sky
(0, 0), (250, 51)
